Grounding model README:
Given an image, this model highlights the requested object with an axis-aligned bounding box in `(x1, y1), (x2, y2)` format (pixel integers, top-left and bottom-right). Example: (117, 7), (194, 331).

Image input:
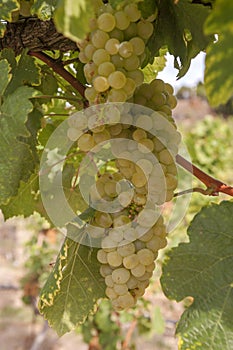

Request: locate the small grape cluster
(96, 215), (167, 310)
(78, 2), (155, 103)
(132, 79), (177, 125)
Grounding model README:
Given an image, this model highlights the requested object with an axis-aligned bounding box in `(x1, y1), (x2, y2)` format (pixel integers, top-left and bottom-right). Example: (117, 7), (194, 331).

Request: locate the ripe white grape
(136, 20), (154, 39)
(93, 49), (110, 66)
(105, 38), (120, 55)
(119, 41), (134, 58)
(97, 12), (116, 32)
(131, 263), (146, 278)
(105, 275), (114, 288)
(108, 71), (127, 89)
(123, 254), (139, 269)
(97, 249), (108, 264)
(117, 242), (135, 257)
(91, 29), (109, 48)
(113, 283), (128, 295)
(93, 76), (109, 92)
(84, 43), (96, 59)
(107, 251), (123, 267)
(97, 61), (115, 77)
(124, 3), (141, 22)
(78, 133), (95, 152)
(137, 248), (154, 265)
(123, 54), (140, 71)
(115, 11), (130, 30)
(116, 292), (135, 308)
(112, 267), (130, 284)
(129, 37), (145, 55)
(105, 286), (118, 299)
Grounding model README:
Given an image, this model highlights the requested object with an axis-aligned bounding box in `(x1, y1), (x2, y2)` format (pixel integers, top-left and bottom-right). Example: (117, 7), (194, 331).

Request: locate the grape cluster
(78, 3), (155, 103)
(68, 1), (181, 312)
(96, 215), (167, 310)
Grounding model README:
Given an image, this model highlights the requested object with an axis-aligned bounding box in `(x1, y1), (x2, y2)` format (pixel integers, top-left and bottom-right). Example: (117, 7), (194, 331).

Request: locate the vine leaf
(39, 236), (105, 336)
(148, 0), (212, 77)
(54, 0), (98, 42)
(0, 0), (19, 37)
(161, 201), (233, 350)
(204, 0), (233, 106)
(31, 0), (58, 20)
(0, 56), (40, 205)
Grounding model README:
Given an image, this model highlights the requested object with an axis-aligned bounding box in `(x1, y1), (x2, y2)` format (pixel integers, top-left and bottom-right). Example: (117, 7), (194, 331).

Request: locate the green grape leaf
(31, 0), (58, 20)
(0, 59), (11, 95)
(4, 50), (41, 95)
(161, 201), (233, 350)
(39, 236), (105, 336)
(0, 79), (38, 204)
(0, 0), (19, 36)
(204, 0), (233, 107)
(142, 56), (167, 83)
(54, 0), (97, 42)
(148, 0), (212, 77)
(1, 172), (39, 219)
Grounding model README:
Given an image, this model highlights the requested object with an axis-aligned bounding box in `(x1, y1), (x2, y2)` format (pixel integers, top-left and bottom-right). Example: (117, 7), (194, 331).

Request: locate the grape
(95, 211), (113, 228)
(100, 265), (113, 277)
(123, 23), (137, 40)
(97, 249), (108, 264)
(131, 263), (146, 278)
(107, 251), (123, 267)
(123, 254), (139, 269)
(129, 37), (145, 55)
(97, 12), (116, 32)
(126, 69), (144, 87)
(113, 283), (128, 295)
(115, 11), (130, 30)
(116, 293), (135, 308)
(136, 20), (154, 40)
(137, 248), (154, 265)
(105, 287), (118, 299)
(119, 41), (134, 58)
(105, 38), (120, 54)
(91, 29), (109, 48)
(108, 71), (127, 89)
(93, 49), (110, 66)
(108, 88), (128, 102)
(97, 61), (115, 77)
(124, 3), (141, 22)
(105, 275), (114, 288)
(78, 52), (88, 63)
(123, 55), (140, 71)
(78, 133), (95, 152)
(84, 44), (96, 59)
(112, 267), (130, 284)
(93, 76), (109, 92)
(117, 242), (135, 257)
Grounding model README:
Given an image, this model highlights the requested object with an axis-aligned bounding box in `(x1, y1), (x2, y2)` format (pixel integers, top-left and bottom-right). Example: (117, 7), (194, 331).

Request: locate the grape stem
(28, 50), (89, 107)
(176, 154), (233, 197)
(122, 319), (137, 350)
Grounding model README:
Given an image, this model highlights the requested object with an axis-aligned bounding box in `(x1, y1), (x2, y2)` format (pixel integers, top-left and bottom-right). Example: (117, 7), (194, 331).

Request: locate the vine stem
(176, 154), (233, 197)
(28, 50), (89, 107)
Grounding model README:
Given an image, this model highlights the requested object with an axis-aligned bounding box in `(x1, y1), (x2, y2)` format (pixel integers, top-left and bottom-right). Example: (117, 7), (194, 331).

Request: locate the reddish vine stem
(176, 154), (233, 197)
(28, 50), (89, 107)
